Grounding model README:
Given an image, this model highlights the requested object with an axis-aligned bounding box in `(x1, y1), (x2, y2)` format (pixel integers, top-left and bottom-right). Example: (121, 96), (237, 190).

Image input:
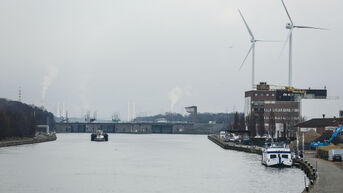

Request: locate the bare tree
(239, 114), (246, 130)
(247, 115), (256, 138)
(269, 111), (276, 139)
(233, 112), (239, 130)
(258, 111), (265, 136)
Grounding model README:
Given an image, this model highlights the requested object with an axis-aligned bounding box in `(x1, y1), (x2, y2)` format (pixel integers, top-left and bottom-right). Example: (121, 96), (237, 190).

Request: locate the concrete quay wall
(208, 135), (262, 154)
(293, 158), (317, 193)
(0, 135), (57, 148)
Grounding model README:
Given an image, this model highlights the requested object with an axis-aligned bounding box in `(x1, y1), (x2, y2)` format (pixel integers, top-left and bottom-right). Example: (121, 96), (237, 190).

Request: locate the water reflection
(0, 134), (304, 193)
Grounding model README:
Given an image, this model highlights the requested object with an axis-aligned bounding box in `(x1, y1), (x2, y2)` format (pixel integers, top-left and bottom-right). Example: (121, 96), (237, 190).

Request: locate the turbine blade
(294, 25), (328, 30)
(239, 44), (254, 70)
(238, 9), (255, 40)
(256, 40), (282, 42)
(281, 0), (293, 25)
(276, 29), (293, 62)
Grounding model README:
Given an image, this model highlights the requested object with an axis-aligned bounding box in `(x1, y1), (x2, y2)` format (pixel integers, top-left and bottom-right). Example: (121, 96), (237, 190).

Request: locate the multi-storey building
(244, 82), (327, 138)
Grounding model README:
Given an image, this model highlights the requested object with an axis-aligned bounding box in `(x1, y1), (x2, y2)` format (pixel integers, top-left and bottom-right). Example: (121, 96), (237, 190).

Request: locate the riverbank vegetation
(0, 98), (55, 140)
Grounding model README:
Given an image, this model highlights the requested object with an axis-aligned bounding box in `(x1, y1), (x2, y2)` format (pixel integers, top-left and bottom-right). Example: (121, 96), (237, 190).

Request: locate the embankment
(0, 134), (57, 148)
(208, 135), (262, 154)
(293, 158), (317, 192)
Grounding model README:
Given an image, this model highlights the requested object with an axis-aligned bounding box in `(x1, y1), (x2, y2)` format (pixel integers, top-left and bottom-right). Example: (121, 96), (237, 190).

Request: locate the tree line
(0, 98), (55, 140)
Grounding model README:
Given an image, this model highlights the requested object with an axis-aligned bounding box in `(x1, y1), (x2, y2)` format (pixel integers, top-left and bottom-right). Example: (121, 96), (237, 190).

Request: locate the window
(272, 94), (275, 96)
(282, 155), (288, 159)
(266, 94), (269, 96)
(270, 154), (277, 159)
(255, 94), (258, 96)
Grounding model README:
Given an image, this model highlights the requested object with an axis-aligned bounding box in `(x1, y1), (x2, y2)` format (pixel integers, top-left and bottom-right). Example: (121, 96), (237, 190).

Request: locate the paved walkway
(305, 153), (343, 193)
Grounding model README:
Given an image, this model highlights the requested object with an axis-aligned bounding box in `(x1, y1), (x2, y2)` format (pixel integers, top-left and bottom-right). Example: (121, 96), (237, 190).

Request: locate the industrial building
(185, 106), (197, 123)
(244, 82), (327, 138)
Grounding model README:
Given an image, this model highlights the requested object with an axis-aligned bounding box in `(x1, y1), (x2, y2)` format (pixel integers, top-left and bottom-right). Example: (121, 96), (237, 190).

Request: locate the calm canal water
(0, 134), (305, 193)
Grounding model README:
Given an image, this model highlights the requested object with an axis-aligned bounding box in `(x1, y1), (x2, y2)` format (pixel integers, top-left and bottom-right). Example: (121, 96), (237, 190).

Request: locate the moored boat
(262, 143), (293, 167)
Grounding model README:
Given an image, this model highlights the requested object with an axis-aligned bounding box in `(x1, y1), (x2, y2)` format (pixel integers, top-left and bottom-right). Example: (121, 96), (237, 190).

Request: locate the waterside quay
(208, 135), (318, 193)
(208, 135), (262, 154)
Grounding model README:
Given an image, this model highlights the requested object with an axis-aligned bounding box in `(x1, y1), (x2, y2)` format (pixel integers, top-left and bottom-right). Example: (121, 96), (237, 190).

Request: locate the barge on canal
(91, 130), (108, 142)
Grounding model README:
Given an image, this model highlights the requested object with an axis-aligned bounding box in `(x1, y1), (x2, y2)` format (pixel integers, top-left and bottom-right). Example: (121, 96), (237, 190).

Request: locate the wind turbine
(238, 9), (277, 89)
(281, 0), (326, 87)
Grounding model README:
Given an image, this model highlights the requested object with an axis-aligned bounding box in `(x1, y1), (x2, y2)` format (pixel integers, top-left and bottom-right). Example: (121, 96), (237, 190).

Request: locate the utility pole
(18, 86), (22, 102)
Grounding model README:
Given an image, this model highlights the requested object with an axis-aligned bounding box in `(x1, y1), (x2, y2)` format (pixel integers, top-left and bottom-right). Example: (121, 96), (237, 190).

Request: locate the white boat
(224, 133), (241, 142)
(91, 130), (108, 142)
(262, 143), (293, 167)
(219, 131), (226, 140)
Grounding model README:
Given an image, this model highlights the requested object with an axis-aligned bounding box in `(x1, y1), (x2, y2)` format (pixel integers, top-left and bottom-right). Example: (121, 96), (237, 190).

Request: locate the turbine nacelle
(286, 23), (293, 29)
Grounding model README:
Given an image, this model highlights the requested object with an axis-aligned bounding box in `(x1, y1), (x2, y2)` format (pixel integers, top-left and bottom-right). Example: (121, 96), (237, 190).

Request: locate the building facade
(244, 82), (327, 138)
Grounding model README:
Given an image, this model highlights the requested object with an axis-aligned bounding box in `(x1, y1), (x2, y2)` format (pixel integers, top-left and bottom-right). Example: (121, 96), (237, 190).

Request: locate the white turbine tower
(238, 10), (277, 89)
(281, 0), (326, 87)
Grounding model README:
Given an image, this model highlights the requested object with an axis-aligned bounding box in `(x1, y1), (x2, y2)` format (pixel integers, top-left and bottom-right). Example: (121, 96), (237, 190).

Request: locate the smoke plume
(168, 87), (183, 112)
(41, 64), (58, 102)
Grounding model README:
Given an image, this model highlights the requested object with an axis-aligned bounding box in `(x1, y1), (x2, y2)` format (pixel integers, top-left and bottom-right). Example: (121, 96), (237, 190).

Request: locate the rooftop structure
(296, 118), (343, 128)
(296, 117), (343, 135)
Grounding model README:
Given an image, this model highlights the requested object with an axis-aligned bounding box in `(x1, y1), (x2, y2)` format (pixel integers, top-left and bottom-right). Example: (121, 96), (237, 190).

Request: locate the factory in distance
(55, 82), (329, 137)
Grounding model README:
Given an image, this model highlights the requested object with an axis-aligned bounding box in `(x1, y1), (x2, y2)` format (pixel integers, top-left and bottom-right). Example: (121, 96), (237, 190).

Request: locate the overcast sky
(0, 0), (342, 120)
